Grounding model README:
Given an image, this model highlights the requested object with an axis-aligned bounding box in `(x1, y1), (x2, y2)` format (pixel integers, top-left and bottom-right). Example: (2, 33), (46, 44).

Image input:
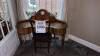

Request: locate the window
(0, 0), (13, 40)
(26, 0), (64, 20)
(21, 0), (64, 20)
(26, 0), (37, 17)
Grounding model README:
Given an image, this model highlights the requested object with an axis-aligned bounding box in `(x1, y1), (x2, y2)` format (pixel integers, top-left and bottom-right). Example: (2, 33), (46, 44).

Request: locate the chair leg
(34, 40), (37, 53)
(48, 42), (50, 53)
(19, 38), (23, 45)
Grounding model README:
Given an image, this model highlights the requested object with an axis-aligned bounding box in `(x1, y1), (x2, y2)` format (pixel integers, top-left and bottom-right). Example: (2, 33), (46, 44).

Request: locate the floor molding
(68, 34), (100, 53)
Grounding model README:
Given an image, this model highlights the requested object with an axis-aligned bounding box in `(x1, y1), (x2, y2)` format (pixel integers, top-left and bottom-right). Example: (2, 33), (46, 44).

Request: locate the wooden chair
(31, 9), (67, 48)
(29, 9), (53, 53)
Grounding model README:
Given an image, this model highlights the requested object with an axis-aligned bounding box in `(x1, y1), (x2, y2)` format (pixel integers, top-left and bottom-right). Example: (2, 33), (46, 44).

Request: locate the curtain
(17, 0), (28, 21)
(16, 0), (66, 21)
(63, 0), (67, 22)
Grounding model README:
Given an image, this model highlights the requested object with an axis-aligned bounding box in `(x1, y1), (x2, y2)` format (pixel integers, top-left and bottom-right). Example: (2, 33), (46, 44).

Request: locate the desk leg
(61, 35), (65, 48)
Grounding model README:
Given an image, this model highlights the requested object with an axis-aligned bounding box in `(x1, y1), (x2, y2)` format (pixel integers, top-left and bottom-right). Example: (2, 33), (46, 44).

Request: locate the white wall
(67, 0), (100, 46)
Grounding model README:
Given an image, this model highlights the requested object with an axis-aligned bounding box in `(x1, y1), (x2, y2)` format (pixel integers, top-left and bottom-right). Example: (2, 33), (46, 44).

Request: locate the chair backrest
(30, 9), (51, 33)
(35, 20), (46, 33)
(35, 9), (50, 20)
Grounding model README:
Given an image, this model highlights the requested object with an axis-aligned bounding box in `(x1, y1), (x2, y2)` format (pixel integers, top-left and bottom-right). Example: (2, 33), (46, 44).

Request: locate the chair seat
(33, 32), (52, 42)
(32, 32), (52, 53)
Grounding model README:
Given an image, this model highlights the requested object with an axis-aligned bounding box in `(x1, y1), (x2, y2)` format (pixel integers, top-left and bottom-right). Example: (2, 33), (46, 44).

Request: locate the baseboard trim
(68, 34), (100, 53)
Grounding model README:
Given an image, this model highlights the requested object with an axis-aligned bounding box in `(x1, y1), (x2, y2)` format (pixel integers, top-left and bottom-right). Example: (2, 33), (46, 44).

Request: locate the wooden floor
(14, 39), (100, 56)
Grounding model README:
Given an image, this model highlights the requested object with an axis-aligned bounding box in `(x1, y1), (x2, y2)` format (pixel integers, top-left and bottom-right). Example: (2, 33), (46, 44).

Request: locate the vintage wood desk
(17, 9), (67, 47)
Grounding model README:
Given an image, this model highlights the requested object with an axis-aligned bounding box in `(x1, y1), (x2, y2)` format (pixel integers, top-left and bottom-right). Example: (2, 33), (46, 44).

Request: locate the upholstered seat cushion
(33, 32), (52, 42)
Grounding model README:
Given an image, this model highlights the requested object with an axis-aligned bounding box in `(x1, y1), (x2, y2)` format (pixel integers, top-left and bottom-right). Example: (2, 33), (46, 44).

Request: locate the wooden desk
(17, 21), (67, 47)
(17, 9), (67, 47)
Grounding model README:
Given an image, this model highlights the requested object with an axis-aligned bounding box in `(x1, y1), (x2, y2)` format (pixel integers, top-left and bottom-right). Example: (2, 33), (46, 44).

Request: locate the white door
(0, 0), (19, 56)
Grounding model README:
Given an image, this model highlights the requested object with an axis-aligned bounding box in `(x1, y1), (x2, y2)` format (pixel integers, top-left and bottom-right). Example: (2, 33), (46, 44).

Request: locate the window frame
(0, 0), (14, 39)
